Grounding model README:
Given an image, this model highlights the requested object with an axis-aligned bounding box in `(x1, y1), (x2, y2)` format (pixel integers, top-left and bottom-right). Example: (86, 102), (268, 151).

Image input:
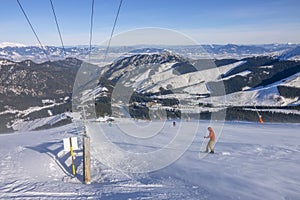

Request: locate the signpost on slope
(63, 137), (79, 176)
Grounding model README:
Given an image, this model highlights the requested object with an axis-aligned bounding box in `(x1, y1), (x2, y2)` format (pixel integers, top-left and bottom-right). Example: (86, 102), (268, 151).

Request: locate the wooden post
(83, 135), (91, 184)
(79, 105), (91, 184)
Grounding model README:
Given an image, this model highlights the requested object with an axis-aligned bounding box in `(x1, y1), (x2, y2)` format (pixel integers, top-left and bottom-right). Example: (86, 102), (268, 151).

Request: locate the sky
(0, 0), (300, 46)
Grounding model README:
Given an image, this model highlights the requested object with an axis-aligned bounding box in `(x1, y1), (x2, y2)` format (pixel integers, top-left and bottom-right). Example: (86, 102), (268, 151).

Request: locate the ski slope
(0, 120), (299, 199)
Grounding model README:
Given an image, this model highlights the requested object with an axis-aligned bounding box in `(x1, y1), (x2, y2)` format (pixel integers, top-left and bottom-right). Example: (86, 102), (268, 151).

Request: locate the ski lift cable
(88, 0), (95, 63)
(49, 0), (66, 57)
(16, 0), (51, 62)
(104, 0), (123, 62)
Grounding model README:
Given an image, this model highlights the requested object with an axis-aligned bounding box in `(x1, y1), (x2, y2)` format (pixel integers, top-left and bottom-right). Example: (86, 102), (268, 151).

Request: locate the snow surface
(9, 113), (69, 131)
(218, 61), (247, 77)
(259, 65), (273, 69)
(0, 120), (299, 199)
(280, 73), (300, 88)
(0, 59), (15, 66)
(221, 70), (251, 81)
(0, 103), (64, 118)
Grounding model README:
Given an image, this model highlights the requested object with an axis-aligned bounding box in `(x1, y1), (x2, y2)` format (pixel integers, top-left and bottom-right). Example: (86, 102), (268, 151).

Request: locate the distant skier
(204, 127), (216, 153)
(173, 121), (176, 127)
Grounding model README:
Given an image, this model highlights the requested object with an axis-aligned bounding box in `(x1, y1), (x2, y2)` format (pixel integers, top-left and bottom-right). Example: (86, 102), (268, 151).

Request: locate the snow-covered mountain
(1, 43), (300, 63)
(279, 46), (300, 60)
(96, 50), (300, 121)
(0, 46), (91, 63)
(0, 42), (26, 48)
(0, 58), (82, 132)
(1, 45), (300, 132)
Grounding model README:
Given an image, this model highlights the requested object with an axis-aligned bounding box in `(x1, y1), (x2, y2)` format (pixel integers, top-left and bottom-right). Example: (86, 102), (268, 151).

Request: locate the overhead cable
(104, 0), (123, 61)
(88, 0), (95, 62)
(16, 0), (50, 62)
(50, 0), (66, 57)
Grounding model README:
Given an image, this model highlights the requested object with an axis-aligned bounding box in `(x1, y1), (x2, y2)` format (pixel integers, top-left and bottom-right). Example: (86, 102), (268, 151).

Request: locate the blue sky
(1, 0), (300, 45)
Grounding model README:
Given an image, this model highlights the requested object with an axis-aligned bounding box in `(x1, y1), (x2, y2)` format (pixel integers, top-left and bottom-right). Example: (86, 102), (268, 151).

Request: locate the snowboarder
(204, 127), (215, 153)
(173, 121), (176, 127)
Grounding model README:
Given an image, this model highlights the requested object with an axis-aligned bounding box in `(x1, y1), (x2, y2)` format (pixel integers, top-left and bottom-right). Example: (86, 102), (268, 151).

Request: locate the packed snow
(0, 119), (299, 199)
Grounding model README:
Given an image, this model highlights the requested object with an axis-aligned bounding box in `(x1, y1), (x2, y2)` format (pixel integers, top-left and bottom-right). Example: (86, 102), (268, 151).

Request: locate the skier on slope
(204, 127), (215, 154)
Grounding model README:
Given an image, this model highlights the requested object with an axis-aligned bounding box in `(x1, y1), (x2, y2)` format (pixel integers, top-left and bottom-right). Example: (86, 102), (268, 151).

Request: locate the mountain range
(0, 57), (81, 132)
(0, 44), (300, 133)
(1, 43), (300, 63)
(94, 49), (300, 121)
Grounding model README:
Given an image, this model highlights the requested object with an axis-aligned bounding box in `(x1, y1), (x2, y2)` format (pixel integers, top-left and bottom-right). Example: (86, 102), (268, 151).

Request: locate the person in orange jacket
(204, 127), (216, 153)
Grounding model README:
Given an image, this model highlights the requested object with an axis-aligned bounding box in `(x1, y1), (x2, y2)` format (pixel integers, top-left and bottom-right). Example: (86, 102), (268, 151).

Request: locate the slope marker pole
(69, 137), (76, 176)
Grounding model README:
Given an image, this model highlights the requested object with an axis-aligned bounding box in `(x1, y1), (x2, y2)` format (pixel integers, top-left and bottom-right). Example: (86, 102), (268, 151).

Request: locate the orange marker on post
(259, 115), (263, 123)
